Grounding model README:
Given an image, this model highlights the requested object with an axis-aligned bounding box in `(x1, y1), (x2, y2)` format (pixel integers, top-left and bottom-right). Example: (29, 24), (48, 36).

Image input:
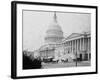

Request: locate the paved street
(42, 61), (91, 69)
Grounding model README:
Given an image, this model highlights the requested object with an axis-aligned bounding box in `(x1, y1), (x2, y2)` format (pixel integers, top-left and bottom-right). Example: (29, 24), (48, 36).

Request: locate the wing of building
(62, 32), (91, 61)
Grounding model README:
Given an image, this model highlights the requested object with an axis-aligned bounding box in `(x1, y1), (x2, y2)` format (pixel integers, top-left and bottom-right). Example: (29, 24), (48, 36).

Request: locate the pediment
(65, 33), (82, 39)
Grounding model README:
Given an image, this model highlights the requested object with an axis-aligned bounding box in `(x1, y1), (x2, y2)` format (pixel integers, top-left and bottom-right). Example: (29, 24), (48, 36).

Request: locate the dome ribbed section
(45, 12), (63, 44)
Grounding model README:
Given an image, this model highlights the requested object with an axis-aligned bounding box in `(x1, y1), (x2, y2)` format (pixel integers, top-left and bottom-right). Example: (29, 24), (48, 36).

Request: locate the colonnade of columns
(39, 35), (91, 61)
(64, 36), (91, 61)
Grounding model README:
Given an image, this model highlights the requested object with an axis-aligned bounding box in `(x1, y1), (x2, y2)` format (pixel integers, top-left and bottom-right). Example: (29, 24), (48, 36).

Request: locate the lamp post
(73, 48), (77, 67)
(76, 51), (77, 67)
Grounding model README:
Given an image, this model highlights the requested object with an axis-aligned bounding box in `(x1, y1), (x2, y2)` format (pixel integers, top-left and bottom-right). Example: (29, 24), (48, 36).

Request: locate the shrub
(23, 53), (42, 69)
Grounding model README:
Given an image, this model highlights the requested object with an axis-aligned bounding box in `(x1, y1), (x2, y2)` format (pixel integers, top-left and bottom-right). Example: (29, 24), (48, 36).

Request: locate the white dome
(47, 22), (62, 31)
(45, 12), (63, 43)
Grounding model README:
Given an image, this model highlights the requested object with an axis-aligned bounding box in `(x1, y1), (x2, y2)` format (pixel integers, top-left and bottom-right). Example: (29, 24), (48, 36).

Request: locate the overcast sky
(23, 10), (91, 51)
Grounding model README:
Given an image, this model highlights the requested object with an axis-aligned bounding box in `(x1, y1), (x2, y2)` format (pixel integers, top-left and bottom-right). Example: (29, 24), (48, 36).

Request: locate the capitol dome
(45, 12), (63, 44)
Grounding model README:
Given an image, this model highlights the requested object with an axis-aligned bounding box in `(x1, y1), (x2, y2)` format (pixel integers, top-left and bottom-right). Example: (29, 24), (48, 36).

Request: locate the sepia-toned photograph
(22, 10), (91, 69)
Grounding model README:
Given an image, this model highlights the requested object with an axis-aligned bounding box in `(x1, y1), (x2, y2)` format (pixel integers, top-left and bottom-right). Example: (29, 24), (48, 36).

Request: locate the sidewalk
(42, 61), (91, 69)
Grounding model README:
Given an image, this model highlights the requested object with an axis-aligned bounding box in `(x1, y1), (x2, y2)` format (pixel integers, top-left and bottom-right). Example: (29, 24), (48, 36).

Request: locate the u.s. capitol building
(25, 12), (91, 62)
(36, 12), (91, 62)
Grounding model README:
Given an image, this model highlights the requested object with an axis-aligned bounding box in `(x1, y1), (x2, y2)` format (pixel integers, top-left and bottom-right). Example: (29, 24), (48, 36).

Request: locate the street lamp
(76, 51), (77, 67)
(73, 48), (77, 67)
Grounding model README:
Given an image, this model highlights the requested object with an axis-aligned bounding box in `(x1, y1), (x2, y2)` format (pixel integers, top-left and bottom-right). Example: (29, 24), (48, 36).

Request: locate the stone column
(75, 40), (77, 59)
(76, 40), (77, 53)
(89, 38), (91, 60)
(73, 40), (75, 58)
(69, 41), (70, 53)
(88, 38), (89, 60)
(74, 40), (76, 53)
(83, 37), (85, 60)
(88, 38), (90, 51)
(81, 38), (83, 60)
(78, 39), (79, 51)
(71, 41), (72, 53)
(80, 38), (81, 51)
(83, 38), (84, 51)
(77, 39), (79, 57)
(70, 41), (71, 53)
(72, 40), (73, 53)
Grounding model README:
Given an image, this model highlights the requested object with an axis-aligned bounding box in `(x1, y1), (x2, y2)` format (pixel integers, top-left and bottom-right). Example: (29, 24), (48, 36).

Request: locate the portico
(63, 32), (91, 61)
